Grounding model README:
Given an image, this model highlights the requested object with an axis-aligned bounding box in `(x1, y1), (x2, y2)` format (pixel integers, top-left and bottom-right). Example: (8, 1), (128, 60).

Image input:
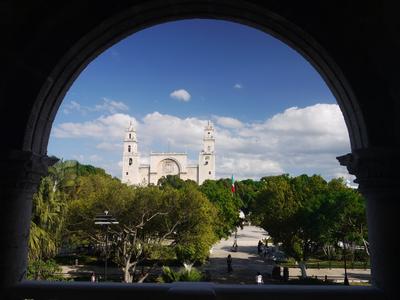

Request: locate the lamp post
(343, 238), (349, 286)
(94, 210), (118, 281)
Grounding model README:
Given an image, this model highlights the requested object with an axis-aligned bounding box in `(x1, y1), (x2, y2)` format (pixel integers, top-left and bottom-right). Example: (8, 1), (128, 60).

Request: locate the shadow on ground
(220, 245), (260, 256)
(201, 256), (275, 284)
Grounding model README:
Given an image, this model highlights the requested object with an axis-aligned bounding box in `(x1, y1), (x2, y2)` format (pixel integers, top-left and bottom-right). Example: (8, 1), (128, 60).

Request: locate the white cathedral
(121, 121), (216, 185)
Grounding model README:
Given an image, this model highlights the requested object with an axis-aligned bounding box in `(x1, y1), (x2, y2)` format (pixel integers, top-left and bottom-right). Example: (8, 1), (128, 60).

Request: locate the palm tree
(29, 175), (66, 261)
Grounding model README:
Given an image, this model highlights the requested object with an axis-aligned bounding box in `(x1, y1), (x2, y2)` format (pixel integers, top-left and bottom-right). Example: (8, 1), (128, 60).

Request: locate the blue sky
(49, 19), (352, 182)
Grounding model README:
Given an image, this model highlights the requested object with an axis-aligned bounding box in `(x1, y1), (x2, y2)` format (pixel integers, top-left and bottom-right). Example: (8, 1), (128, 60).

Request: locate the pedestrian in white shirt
(256, 272), (263, 284)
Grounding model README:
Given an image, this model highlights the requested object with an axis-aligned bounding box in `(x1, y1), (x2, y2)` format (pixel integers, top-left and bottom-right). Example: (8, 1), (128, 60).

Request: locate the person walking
(227, 254), (233, 273)
(257, 240), (263, 255)
(91, 272), (96, 282)
(256, 272), (263, 285)
(232, 238), (238, 252)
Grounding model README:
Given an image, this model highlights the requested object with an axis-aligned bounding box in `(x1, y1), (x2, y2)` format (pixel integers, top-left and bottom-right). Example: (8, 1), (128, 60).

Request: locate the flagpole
(231, 174), (238, 251)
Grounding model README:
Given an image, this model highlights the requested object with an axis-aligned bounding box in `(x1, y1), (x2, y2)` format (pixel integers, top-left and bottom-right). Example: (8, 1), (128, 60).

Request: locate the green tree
(172, 185), (218, 263)
(48, 159), (106, 200)
(29, 176), (66, 261)
(250, 174), (367, 277)
(324, 182), (368, 262)
(66, 175), (218, 282)
(200, 179), (243, 238)
(28, 159), (111, 281)
(157, 175), (197, 190)
(27, 259), (64, 281)
(289, 175), (328, 275)
(251, 175), (299, 246)
(235, 179), (261, 216)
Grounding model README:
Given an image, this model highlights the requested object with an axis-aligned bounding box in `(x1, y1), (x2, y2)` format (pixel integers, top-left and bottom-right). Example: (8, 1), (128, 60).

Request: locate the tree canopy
(200, 179), (243, 239)
(250, 174), (367, 266)
(29, 161), (368, 282)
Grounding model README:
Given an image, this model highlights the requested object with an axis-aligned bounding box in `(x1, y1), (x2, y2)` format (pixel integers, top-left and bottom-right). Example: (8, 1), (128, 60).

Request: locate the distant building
(122, 121), (216, 185)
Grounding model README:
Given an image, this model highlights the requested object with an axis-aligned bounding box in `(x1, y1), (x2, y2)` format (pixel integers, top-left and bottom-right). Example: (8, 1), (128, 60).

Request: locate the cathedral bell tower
(198, 121), (216, 184)
(122, 122), (140, 185)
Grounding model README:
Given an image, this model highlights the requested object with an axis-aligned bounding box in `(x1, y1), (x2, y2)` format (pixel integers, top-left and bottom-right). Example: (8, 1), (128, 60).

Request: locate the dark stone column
(0, 150), (57, 289)
(338, 148), (400, 298)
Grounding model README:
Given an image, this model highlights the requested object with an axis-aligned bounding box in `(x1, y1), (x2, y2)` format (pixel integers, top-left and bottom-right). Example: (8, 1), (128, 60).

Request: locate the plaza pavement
(200, 225), (371, 284)
(61, 225), (371, 284)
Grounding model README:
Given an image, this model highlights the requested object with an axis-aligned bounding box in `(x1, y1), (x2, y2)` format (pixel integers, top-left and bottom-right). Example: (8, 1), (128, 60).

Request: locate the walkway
(201, 225), (271, 284)
(201, 225), (371, 284)
(60, 225), (371, 284)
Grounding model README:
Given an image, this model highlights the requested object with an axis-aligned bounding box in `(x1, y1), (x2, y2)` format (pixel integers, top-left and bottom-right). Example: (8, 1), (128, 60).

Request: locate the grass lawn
(280, 259), (370, 269)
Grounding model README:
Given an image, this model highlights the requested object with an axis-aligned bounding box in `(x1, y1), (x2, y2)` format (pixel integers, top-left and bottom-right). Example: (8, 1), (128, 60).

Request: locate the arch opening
(8, 3), (381, 297)
(25, 13), (372, 286)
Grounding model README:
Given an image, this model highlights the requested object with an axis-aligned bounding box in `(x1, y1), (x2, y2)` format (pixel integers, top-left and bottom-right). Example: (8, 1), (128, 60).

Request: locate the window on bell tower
(129, 158), (132, 165)
(128, 145), (131, 152)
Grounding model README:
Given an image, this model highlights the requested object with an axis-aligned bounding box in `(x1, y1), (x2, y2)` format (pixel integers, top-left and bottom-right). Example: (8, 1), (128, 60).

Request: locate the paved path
(61, 225), (371, 284)
(200, 225), (371, 284)
(201, 225), (271, 284)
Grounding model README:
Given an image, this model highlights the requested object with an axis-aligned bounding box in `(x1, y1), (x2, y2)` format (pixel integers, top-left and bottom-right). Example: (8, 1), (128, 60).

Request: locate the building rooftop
(150, 152), (187, 155)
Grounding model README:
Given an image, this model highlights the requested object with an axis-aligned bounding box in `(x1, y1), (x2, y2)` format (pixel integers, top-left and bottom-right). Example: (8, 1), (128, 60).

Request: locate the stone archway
(2, 1), (400, 299)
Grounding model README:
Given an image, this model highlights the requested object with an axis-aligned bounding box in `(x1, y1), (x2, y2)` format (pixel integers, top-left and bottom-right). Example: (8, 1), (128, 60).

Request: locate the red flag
(231, 175), (235, 193)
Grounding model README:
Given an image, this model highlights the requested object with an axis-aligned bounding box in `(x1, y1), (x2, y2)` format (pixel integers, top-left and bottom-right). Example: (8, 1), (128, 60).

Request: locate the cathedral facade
(122, 122), (216, 185)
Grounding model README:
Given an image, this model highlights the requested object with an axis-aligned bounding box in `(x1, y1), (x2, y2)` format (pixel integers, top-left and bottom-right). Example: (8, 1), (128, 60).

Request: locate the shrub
(159, 266), (180, 283)
(27, 259), (65, 281)
(158, 266), (203, 283)
(179, 268), (203, 282)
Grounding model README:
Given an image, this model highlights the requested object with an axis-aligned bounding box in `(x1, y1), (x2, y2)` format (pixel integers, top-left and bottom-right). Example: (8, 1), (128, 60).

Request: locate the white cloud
(215, 116), (244, 128)
(170, 89), (191, 102)
(218, 155), (283, 179)
(63, 101), (83, 115)
(51, 103), (352, 180)
(264, 104), (346, 135)
(62, 98), (129, 115)
(138, 112), (204, 153)
(233, 83), (243, 89)
(96, 142), (122, 151)
(89, 154), (103, 162)
(94, 98), (129, 114)
(53, 113), (134, 139)
(72, 154), (85, 161)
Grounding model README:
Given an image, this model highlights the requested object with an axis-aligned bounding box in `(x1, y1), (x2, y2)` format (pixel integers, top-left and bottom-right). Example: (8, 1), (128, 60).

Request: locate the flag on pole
(231, 175), (235, 193)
